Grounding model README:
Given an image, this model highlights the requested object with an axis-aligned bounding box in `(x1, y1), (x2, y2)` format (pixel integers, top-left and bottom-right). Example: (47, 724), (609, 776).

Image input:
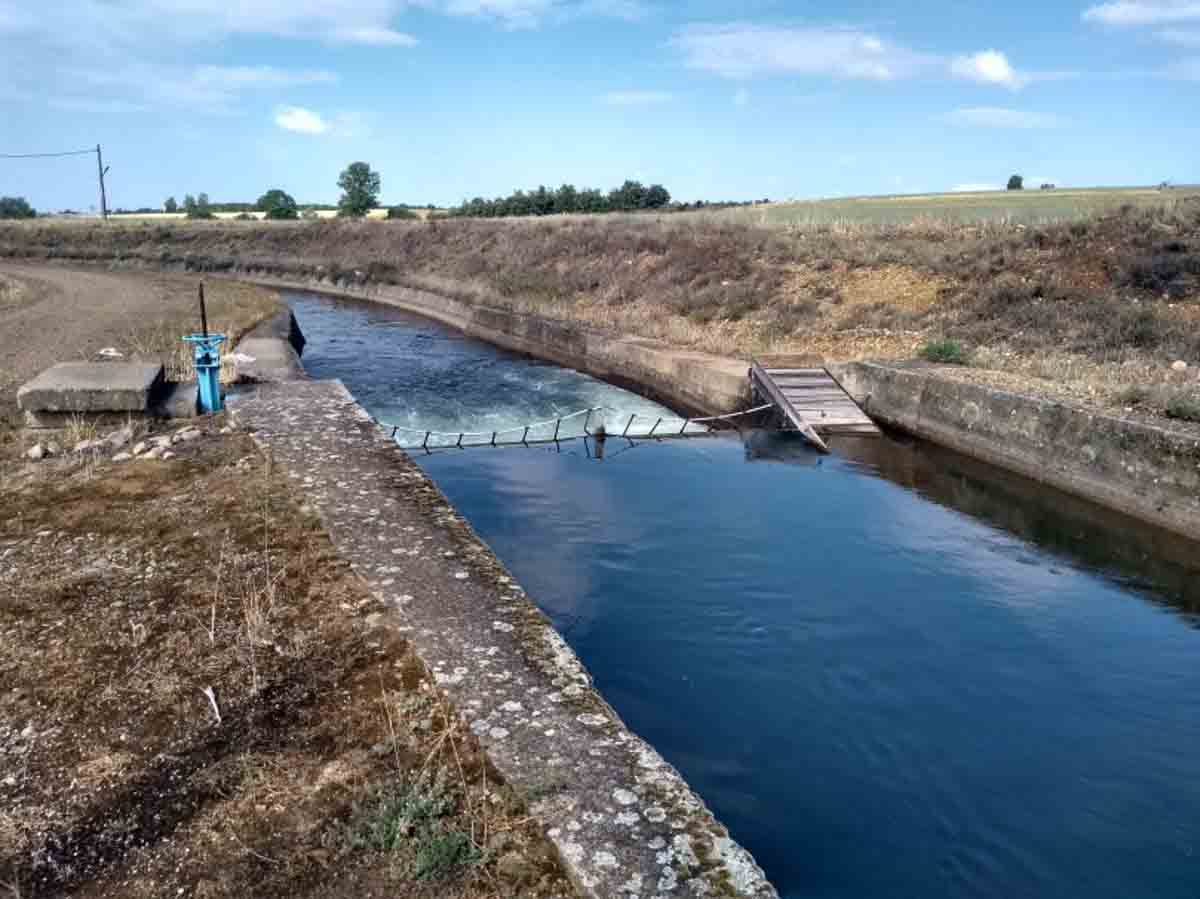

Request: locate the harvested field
(3, 199), (1197, 430)
(0, 424), (573, 898)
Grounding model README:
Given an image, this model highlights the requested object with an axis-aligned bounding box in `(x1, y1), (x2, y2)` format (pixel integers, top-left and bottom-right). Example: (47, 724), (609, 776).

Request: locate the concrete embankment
(830, 361), (1200, 540)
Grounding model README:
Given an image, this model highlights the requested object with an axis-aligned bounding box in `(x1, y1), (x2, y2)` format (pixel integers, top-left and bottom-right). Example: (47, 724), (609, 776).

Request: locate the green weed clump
(1164, 390), (1200, 423)
(920, 339), (968, 365)
(341, 770), (483, 880)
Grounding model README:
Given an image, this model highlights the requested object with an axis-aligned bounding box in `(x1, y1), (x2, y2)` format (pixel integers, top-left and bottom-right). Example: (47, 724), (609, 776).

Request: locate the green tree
(185, 192), (214, 219)
(163, 196), (178, 213)
(337, 162), (381, 217)
(256, 188), (299, 220)
(554, 184), (579, 214)
(0, 196), (36, 219)
(1007, 174), (1024, 191)
(645, 184), (671, 208)
(386, 205), (418, 220)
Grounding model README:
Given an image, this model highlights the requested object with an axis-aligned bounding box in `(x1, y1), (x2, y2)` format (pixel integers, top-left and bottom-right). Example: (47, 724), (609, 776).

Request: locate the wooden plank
(750, 360), (830, 453)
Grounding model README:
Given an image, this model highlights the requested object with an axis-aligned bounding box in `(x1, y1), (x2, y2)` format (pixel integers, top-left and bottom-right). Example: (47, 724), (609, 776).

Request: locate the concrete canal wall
(830, 361), (1200, 540)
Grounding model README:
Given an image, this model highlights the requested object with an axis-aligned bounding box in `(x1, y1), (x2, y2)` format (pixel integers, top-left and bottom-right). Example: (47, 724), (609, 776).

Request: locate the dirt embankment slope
(2, 200), (1198, 430)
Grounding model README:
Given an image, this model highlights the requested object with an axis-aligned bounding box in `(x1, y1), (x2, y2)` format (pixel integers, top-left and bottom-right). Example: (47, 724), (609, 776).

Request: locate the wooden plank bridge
(750, 356), (880, 453)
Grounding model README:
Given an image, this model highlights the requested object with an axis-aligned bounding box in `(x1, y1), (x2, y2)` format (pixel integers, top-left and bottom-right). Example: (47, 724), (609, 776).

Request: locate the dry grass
(0, 430), (572, 898)
(122, 281), (281, 382)
(2, 198), (1198, 424)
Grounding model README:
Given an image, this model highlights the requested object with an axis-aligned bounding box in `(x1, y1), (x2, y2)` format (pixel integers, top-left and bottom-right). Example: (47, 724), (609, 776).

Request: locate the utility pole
(96, 144), (109, 221)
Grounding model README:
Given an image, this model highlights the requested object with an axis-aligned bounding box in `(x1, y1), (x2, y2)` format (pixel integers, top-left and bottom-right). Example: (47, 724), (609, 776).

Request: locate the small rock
(219, 426), (233, 435)
(25, 444), (46, 461)
(1172, 360), (1188, 372)
(45, 440), (61, 456)
(162, 451), (177, 460)
(143, 446), (165, 460)
(74, 438), (100, 453)
(112, 452), (132, 462)
(150, 435), (173, 449)
(106, 427), (134, 450)
(177, 427), (202, 441)
(131, 441), (148, 456)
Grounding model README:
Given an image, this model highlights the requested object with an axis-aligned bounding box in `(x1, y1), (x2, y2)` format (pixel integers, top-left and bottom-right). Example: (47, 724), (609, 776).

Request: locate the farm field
(699, 185), (1200, 228)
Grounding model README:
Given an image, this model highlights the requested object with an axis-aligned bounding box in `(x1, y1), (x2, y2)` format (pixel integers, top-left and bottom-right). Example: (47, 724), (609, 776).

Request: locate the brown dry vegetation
(2, 198), (1199, 424)
(0, 427), (573, 898)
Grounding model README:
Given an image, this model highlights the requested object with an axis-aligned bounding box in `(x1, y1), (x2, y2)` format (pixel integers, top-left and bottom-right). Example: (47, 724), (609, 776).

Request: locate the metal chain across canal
(384, 403), (777, 453)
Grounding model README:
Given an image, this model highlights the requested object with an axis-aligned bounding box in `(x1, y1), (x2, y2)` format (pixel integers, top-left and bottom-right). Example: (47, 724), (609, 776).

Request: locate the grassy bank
(3, 197), (1198, 425)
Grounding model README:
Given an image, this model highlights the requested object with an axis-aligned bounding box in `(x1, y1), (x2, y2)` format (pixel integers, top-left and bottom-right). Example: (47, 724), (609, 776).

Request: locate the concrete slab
(231, 337), (305, 383)
(17, 362), (165, 413)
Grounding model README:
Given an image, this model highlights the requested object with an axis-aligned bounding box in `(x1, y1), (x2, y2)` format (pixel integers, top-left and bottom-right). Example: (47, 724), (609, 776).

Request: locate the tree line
(450, 180), (671, 218)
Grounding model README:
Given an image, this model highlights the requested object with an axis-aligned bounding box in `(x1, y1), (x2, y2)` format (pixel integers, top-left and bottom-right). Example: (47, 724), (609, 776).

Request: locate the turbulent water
(292, 291), (1200, 899)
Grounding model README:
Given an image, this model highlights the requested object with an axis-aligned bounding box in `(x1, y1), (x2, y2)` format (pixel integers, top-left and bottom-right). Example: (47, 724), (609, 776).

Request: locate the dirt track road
(0, 264), (199, 401)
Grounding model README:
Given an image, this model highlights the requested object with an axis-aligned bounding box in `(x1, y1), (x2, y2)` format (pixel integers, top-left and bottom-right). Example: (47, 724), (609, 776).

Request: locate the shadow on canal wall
(837, 433), (1200, 617)
(831, 361), (1200, 541)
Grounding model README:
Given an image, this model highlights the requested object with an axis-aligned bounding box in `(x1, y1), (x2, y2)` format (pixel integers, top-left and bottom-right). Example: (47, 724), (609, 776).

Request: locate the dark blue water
(292, 292), (1200, 899)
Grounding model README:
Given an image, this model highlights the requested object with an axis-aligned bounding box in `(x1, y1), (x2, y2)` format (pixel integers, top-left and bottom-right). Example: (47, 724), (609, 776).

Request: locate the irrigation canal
(289, 291), (1200, 899)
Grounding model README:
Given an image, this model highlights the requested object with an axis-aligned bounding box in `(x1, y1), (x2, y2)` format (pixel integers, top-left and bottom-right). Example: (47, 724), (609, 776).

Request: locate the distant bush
(386, 206), (419, 220)
(300, 208), (320, 220)
(920, 339), (968, 364)
(0, 196), (36, 219)
(233, 212), (255, 221)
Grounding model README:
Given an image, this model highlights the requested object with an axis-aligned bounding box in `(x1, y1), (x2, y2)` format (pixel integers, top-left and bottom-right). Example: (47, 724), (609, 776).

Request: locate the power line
(0, 148), (95, 159)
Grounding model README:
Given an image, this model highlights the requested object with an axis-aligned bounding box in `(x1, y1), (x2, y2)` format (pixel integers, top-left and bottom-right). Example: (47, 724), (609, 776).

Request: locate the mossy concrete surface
(230, 379), (778, 898)
(830, 360), (1200, 540)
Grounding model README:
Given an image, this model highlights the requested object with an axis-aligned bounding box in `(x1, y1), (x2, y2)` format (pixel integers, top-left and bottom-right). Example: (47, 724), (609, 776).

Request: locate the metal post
(552, 418), (561, 441)
(96, 144), (109, 222)
(583, 410), (592, 435)
(198, 283), (209, 337)
(622, 413), (636, 438)
(679, 418), (690, 435)
(521, 426), (529, 446)
(648, 417), (662, 437)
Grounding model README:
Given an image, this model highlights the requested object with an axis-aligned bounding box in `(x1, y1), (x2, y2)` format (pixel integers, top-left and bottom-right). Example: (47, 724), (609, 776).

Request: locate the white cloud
(1083, 2), (1200, 25)
(951, 183), (1002, 192)
(941, 107), (1067, 128)
(602, 89), (673, 105)
(733, 87), (750, 106)
(1157, 27), (1200, 43)
(274, 105), (328, 133)
(273, 105), (370, 136)
(330, 26), (417, 45)
(950, 49), (1026, 88)
(669, 23), (935, 80)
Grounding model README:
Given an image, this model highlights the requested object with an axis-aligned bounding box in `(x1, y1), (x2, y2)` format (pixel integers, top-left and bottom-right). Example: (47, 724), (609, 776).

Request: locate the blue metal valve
(183, 333), (226, 413)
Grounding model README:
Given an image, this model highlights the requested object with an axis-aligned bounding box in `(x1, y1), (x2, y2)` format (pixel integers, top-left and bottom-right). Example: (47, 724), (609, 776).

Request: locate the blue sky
(2, 0), (1198, 210)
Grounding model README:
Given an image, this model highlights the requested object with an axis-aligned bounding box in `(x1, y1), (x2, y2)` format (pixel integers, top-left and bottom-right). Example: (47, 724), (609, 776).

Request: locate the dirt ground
(0, 264), (279, 460)
(0, 425), (573, 898)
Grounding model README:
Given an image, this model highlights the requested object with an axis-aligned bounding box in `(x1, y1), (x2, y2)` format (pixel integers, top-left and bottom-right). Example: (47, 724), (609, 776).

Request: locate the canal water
(289, 291), (1200, 899)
